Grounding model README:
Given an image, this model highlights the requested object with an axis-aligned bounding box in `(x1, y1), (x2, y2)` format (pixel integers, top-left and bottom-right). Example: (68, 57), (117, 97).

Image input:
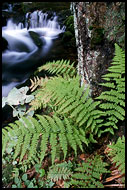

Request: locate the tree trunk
(72, 2), (125, 97)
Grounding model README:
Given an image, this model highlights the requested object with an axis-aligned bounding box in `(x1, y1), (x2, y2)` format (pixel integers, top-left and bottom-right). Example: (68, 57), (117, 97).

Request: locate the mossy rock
(29, 31), (44, 48)
(2, 37), (8, 52)
(70, 37), (76, 47)
(62, 31), (73, 42)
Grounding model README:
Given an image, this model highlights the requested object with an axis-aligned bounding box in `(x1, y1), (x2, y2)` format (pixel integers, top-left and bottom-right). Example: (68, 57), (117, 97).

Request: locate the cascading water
(2, 10), (65, 97)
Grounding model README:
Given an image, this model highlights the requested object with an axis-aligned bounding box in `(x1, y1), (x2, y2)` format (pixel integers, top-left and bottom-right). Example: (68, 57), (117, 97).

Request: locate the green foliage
(107, 136), (125, 175)
(29, 74), (102, 141)
(2, 86), (34, 107)
(2, 114), (90, 165)
(64, 15), (74, 34)
(96, 43), (125, 137)
(2, 44), (125, 188)
(35, 164), (45, 177)
(48, 161), (73, 182)
(62, 15), (76, 47)
(71, 155), (109, 188)
(12, 175), (38, 188)
(2, 86), (34, 118)
(37, 59), (76, 77)
(2, 163), (14, 187)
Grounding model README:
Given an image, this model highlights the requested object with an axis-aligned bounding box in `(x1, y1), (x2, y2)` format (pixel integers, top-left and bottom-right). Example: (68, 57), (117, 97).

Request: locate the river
(2, 9), (66, 97)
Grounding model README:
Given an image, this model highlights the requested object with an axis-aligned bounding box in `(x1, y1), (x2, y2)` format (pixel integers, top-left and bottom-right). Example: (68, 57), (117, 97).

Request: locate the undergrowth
(2, 44), (125, 188)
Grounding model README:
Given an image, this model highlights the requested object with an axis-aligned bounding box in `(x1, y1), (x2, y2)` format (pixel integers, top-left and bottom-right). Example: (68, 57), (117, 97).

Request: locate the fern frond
(37, 59), (77, 77)
(71, 155), (109, 188)
(64, 117), (77, 155)
(107, 136), (125, 175)
(48, 162), (72, 182)
(28, 133), (40, 163)
(30, 76), (43, 92)
(2, 114), (90, 164)
(39, 133), (49, 162)
(73, 128), (83, 152)
(96, 44), (125, 137)
(50, 133), (57, 164)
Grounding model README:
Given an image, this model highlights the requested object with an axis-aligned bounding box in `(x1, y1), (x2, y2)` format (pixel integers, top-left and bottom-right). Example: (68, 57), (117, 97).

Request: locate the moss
(62, 31), (73, 42)
(2, 164), (14, 187)
(61, 15), (75, 48)
(89, 25), (94, 30)
(70, 37), (76, 47)
(90, 27), (104, 47)
(104, 2), (125, 49)
(64, 15), (74, 34)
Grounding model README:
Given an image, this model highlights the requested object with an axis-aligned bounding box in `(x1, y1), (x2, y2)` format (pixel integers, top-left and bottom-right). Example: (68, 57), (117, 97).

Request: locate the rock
(29, 31), (44, 48)
(2, 37), (8, 52)
(62, 31), (73, 42)
(2, 15), (7, 26)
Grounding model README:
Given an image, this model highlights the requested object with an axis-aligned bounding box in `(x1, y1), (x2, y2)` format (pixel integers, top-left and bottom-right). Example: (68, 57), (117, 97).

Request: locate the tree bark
(72, 2), (125, 97)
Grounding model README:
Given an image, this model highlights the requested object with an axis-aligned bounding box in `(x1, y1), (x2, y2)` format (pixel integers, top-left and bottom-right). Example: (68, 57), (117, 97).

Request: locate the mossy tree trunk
(72, 2), (125, 96)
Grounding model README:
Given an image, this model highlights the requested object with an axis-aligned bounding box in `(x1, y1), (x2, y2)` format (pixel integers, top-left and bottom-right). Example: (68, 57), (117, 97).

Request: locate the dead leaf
(79, 154), (86, 160)
(56, 179), (64, 188)
(105, 174), (123, 182)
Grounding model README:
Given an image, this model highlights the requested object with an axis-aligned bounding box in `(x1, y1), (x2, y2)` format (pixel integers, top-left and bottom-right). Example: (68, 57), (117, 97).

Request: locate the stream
(2, 3), (78, 125)
(2, 10), (65, 97)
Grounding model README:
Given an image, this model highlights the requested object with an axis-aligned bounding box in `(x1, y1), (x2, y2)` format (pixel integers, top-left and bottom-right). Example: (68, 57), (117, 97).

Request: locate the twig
(104, 184), (125, 187)
(9, 104), (20, 120)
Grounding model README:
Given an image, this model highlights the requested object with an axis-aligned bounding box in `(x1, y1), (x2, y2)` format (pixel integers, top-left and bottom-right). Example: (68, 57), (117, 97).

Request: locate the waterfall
(2, 10), (65, 97)
(25, 10), (64, 30)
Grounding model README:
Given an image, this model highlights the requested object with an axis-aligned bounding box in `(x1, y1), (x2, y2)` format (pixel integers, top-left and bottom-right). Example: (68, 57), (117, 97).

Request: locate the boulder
(29, 31), (45, 48)
(62, 31), (73, 42)
(2, 37), (8, 52)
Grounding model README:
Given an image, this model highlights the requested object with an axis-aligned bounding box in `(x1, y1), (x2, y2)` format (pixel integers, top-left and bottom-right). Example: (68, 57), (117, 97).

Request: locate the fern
(2, 115), (89, 165)
(47, 162), (72, 182)
(29, 75), (102, 141)
(31, 44), (125, 138)
(37, 59), (77, 77)
(29, 76), (44, 92)
(2, 44), (125, 179)
(95, 43), (125, 137)
(71, 155), (109, 188)
(107, 136), (125, 175)
(28, 76), (50, 110)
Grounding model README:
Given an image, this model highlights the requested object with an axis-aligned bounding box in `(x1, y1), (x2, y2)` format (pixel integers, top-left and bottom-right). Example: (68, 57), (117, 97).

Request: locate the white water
(2, 10), (65, 97)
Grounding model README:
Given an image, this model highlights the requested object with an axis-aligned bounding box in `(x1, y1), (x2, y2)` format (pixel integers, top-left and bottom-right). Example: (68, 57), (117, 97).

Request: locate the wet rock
(29, 31), (45, 48)
(62, 31), (73, 41)
(61, 31), (76, 48)
(2, 37), (8, 52)
(46, 11), (54, 20)
(2, 15), (7, 26)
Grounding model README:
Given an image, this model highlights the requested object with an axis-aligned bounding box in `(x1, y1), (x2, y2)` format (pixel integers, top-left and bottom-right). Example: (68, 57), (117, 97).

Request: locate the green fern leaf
(37, 60), (76, 77)
(107, 136), (125, 175)
(71, 155), (109, 188)
(50, 133), (57, 164)
(19, 132), (32, 162)
(39, 133), (49, 163)
(48, 163), (72, 182)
